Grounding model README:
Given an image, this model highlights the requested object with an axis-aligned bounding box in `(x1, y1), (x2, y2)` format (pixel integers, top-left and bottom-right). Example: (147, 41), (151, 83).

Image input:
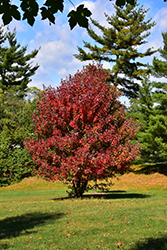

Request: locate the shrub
(0, 129), (35, 187)
(25, 63), (140, 197)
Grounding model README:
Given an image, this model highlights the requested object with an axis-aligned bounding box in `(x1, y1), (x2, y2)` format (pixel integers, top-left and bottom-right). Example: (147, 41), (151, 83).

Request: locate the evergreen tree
(0, 88), (42, 186)
(0, 26), (40, 186)
(74, 1), (156, 98)
(153, 31), (167, 78)
(0, 26), (39, 129)
(129, 75), (167, 162)
(0, 26), (39, 96)
(151, 31), (167, 161)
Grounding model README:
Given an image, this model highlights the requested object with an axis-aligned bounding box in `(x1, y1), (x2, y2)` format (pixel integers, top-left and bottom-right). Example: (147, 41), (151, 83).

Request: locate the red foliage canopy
(24, 63), (140, 197)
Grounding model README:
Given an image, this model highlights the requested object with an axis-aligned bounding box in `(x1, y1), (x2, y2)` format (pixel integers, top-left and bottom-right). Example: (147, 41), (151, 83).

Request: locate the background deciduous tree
(25, 63), (140, 197)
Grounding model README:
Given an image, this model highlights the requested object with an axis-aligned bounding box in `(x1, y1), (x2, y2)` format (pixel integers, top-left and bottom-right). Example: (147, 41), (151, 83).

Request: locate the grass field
(0, 163), (167, 250)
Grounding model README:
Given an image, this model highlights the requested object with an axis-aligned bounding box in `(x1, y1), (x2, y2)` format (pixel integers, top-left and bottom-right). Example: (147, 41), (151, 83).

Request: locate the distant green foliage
(0, 27), (40, 186)
(0, 128), (34, 187)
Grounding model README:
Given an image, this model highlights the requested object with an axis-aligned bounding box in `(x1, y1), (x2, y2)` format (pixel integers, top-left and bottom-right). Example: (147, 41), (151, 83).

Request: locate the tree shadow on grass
(130, 236), (167, 250)
(0, 212), (64, 240)
(83, 191), (150, 200)
(133, 162), (167, 176)
(53, 191), (150, 200)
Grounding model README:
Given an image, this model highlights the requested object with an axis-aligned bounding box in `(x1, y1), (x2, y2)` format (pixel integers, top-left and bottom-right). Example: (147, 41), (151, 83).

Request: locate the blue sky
(4, 0), (167, 103)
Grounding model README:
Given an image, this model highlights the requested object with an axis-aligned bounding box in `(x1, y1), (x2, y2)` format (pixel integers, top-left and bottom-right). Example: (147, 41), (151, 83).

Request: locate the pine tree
(0, 26), (39, 129)
(150, 31), (167, 161)
(0, 26), (39, 96)
(74, 1), (156, 98)
(129, 75), (167, 162)
(153, 31), (167, 78)
(0, 26), (40, 186)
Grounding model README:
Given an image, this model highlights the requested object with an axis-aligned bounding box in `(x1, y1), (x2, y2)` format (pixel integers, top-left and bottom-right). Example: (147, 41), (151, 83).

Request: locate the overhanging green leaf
(2, 13), (12, 25)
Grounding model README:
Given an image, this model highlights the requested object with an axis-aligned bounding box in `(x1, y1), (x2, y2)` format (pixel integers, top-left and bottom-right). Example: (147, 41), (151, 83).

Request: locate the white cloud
(153, 7), (167, 32)
(27, 0), (116, 89)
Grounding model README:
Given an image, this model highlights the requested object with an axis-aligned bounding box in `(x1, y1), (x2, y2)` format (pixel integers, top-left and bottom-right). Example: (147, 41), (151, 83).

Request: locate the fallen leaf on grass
(115, 241), (122, 247)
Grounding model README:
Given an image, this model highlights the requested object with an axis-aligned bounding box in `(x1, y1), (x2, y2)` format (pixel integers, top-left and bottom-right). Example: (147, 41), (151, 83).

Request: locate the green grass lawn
(0, 164), (167, 250)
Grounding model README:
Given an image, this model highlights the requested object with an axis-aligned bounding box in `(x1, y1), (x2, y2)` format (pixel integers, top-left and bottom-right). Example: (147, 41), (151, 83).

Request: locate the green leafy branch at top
(0, 0), (166, 29)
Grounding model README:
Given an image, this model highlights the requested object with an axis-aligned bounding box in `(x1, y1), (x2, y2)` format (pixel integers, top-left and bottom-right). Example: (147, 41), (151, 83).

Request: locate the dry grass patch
(111, 172), (167, 191)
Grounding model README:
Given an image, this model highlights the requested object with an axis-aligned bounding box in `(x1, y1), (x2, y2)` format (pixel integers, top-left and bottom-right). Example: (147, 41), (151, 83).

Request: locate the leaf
(20, 0), (29, 11)
(44, 0), (64, 13)
(40, 6), (55, 24)
(117, 241), (122, 246)
(11, 6), (21, 20)
(67, 4), (91, 30)
(77, 16), (89, 29)
(21, 0), (39, 16)
(30, 1), (39, 16)
(22, 12), (35, 26)
(2, 13), (12, 25)
(116, 0), (126, 7)
(67, 10), (77, 30)
(44, 0), (54, 6)
(0, 5), (5, 14)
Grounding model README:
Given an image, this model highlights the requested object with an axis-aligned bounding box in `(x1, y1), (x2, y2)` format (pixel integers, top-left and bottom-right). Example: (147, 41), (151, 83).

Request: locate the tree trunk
(72, 178), (88, 198)
(94, 177), (97, 193)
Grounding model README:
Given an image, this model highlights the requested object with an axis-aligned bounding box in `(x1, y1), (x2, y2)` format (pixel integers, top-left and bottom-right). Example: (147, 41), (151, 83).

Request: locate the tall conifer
(0, 27), (39, 97)
(74, 1), (156, 98)
(0, 26), (39, 128)
(153, 32), (167, 78)
(0, 26), (40, 185)
(129, 74), (167, 162)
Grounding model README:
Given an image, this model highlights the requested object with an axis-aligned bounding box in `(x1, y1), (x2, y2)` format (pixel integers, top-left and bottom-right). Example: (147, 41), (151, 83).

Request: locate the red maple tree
(24, 63), (140, 197)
